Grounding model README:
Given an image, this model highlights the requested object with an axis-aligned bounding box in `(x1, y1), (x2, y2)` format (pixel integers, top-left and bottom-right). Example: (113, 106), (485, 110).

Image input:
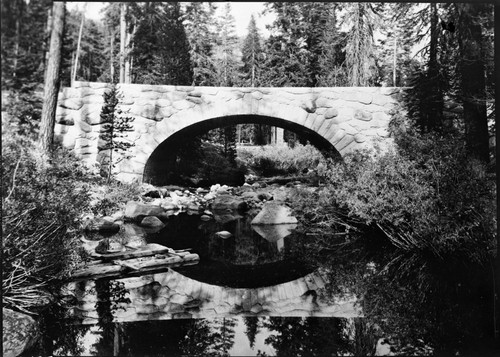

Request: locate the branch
(5, 158), (21, 202)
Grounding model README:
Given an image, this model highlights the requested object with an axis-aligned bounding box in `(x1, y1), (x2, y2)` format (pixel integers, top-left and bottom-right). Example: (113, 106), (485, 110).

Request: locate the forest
(1, 1), (498, 356)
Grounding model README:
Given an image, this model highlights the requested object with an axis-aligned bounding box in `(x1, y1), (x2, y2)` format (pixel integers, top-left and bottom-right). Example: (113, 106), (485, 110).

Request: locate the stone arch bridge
(55, 82), (402, 183)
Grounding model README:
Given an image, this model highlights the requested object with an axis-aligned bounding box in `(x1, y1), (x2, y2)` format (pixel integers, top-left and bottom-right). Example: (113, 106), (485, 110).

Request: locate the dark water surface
(29, 207), (497, 356)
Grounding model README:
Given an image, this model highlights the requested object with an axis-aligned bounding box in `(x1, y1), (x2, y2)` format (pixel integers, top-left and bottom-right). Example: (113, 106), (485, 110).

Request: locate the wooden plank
(71, 264), (125, 279)
(92, 243), (173, 261)
(114, 260), (141, 271)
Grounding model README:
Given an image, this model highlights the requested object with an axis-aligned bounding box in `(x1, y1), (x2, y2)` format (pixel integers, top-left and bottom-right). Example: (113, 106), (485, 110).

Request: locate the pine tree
(240, 14), (264, 87)
(184, 2), (217, 86)
(212, 2), (240, 86)
(98, 84), (135, 180)
(130, 2), (192, 85)
(316, 3), (347, 86)
(342, 3), (380, 86)
(454, 3), (491, 162)
(377, 3), (416, 86)
(260, 2), (311, 87)
(1, 0), (52, 90)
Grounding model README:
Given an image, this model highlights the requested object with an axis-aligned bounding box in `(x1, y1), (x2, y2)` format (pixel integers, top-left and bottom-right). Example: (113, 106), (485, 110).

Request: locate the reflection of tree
(119, 319), (193, 356)
(35, 298), (91, 356)
(91, 279), (131, 356)
(213, 317), (236, 356)
(297, 232), (496, 355)
(179, 318), (236, 356)
(243, 316), (261, 348)
(179, 319), (216, 356)
(263, 317), (351, 356)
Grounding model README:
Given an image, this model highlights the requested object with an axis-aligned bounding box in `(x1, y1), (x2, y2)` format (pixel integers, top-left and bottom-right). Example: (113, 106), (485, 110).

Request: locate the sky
(66, 2), (274, 38)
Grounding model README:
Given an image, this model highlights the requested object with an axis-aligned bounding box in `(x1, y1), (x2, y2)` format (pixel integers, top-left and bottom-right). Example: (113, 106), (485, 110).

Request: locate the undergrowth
(237, 143), (327, 177)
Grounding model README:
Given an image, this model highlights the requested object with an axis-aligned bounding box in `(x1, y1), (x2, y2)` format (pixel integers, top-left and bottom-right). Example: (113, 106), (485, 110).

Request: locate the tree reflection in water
(293, 232), (496, 356)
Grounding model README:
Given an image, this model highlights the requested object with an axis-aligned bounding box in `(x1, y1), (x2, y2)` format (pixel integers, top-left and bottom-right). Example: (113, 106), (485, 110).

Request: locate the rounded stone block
(60, 98), (83, 110)
(373, 111), (390, 123)
(354, 133), (366, 143)
(315, 96), (335, 108)
(324, 108), (338, 119)
(354, 109), (373, 121)
(56, 115), (74, 126)
(75, 119), (92, 133)
(172, 100), (194, 111)
(338, 122), (358, 135)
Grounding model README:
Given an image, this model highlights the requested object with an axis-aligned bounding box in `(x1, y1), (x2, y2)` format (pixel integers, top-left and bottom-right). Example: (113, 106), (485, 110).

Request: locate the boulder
(215, 231), (233, 239)
(252, 223), (297, 242)
(211, 194), (247, 212)
(3, 308), (39, 357)
(212, 210), (243, 224)
(240, 191), (260, 202)
(140, 216), (165, 229)
(251, 202), (298, 225)
(257, 192), (273, 201)
(124, 201), (166, 221)
(83, 217), (120, 233)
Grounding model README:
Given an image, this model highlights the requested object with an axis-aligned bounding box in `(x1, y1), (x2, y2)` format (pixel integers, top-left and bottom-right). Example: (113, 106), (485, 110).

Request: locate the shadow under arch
(143, 114), (343, 185)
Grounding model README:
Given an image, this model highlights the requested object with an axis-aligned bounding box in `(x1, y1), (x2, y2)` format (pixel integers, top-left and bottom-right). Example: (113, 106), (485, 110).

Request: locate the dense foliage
(237, 143), (327, 177)
(1, 123), (91, 313)
(289, 116), (496, 354)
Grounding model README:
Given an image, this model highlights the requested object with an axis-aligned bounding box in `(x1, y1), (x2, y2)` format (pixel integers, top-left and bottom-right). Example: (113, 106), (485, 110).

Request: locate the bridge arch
(53, 83), (400, 183)
(143, 114), (343, 185)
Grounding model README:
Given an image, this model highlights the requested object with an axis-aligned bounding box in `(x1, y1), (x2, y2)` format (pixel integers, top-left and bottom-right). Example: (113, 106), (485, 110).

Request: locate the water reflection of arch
(143, 115), (342, 185)
(67, 268), (360, 326)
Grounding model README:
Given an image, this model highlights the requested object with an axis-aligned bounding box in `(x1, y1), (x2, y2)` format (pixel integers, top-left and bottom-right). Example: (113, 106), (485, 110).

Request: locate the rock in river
(124, 201), (167, 222)
(211, 194), (247, 212)
(251, 202), (298, 225)
(82, 217), (120, 233)
(215, 231), (233, 239)
(3, 308), (39, 357)
(140, 216), (165, 229)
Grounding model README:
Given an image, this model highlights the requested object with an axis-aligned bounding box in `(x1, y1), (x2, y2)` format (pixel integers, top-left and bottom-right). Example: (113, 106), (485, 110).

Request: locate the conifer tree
(131, 2), (192, 85)
(342, 2), (380, 86)
(241, 14), (263, 87)
(213, 2), (240, 86)
(260, 2), (311, 87)
(99, 84), (135, 180)
(184, 2), (217, 86)
(316, 3), (347, 86)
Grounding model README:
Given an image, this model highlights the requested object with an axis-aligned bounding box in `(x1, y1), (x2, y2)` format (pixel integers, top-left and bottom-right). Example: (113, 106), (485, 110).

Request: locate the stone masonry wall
(54, 81), (402, 183)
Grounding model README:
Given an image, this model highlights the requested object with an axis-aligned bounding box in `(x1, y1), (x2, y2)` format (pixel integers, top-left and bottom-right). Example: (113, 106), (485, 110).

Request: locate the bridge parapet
(54, 82), (403, 183)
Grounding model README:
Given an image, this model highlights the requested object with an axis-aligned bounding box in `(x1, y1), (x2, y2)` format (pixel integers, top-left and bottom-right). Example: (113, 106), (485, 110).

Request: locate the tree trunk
(110, 29), (114, 82)
(72, 5), (86, 86)
(43, 7), (53, 81)
(39, 1), (65, 155)
(393, 36), (397, 86)
(427, 3), (444, 132)
(456, 3), (490, 163)
(119, 2), (126, 83)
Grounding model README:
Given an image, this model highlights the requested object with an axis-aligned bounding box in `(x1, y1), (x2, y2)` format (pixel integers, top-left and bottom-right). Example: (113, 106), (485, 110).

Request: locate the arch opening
(143, 115), (342, 186)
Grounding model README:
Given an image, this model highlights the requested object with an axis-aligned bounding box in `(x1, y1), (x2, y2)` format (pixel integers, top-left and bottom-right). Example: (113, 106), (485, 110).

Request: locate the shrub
(237, 143), (327, 177)
(2, 122), (93, 313)
(291, 130), (496, 259)
(4, 89), (43, 138)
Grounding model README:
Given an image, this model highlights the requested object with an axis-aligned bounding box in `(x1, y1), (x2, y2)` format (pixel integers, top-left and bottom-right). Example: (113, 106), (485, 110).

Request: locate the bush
(4, 89), (43, 138)
(291, 129), (496, 259)
(237, 143), (327, 177)
(2, 122), (93, 313)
